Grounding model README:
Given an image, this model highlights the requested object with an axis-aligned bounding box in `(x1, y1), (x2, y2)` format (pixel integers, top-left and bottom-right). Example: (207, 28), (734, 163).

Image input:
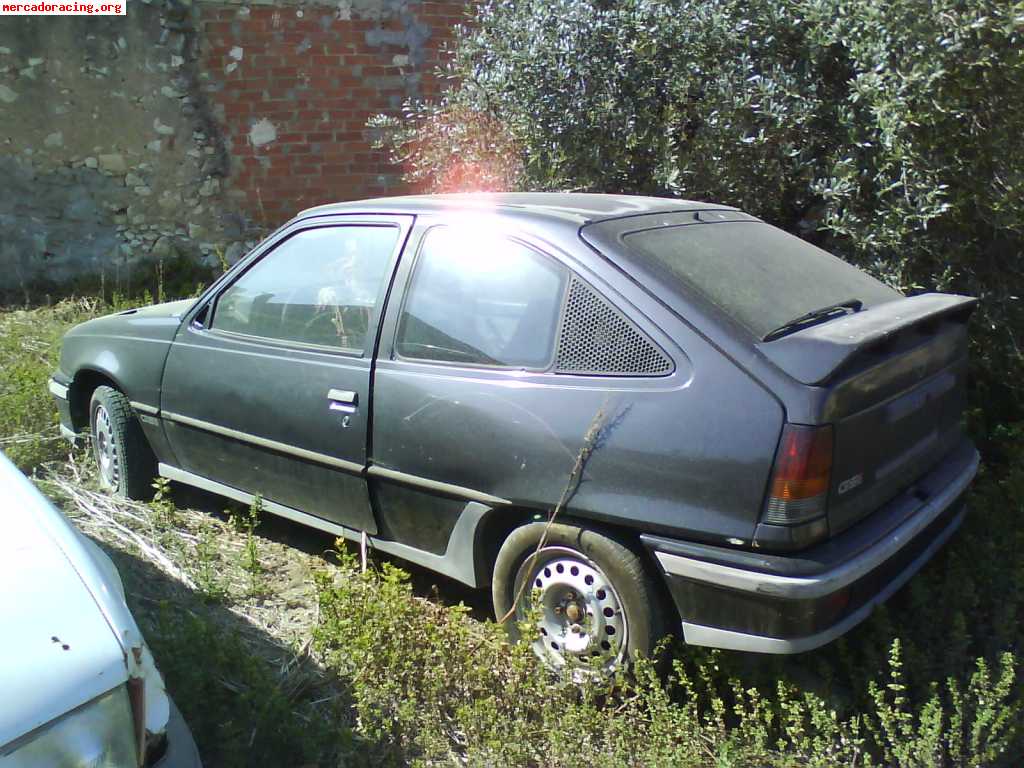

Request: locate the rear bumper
(643, 440), (979, 653)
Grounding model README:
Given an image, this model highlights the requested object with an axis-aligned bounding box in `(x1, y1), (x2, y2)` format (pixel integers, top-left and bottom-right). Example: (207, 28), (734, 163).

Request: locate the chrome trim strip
(680, 507), (966, 653)
(367, 465), (510, 506)
(129, 400), (160, 416)
(48, 378), (69, 400)
(655, 449), (978, 600)
(158, 464), (488, 588)
(161, 411), (364, 475)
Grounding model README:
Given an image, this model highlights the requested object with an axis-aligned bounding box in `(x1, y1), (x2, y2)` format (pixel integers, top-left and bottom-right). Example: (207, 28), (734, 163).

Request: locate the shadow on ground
(94, 535), (375, 768)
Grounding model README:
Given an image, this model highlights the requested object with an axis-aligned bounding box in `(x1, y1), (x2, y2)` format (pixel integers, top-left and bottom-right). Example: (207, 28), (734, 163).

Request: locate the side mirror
(191, 303), (211, 330)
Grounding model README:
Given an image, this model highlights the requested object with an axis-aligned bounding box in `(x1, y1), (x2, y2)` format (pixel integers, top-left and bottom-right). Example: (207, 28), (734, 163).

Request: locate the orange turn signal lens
(764, 424), (833, 525)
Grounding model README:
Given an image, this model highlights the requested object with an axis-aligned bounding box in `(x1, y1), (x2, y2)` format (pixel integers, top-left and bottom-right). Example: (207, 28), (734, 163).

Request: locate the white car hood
(0, 456), (168, 748)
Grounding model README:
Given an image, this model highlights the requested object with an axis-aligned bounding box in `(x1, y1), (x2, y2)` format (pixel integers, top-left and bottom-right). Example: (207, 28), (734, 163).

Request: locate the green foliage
(314, 537), (1022, 766)
(238, 495), (267, 598)
(0, 299), (104, 471)
(144, 606), (353, 768)
(149, 476), (180, 528)
(376, 0), (1024, 425)
(226, 496), (268, 598)
(191, 515), (229, 603)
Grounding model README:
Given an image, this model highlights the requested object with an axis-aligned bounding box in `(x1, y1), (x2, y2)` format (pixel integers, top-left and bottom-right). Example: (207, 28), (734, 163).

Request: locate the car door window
(395, 227), (567, 368)
(212, 225), (398, 351)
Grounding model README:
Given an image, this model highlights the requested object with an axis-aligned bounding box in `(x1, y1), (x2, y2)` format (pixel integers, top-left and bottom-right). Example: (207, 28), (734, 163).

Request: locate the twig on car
(497, 398), (631, 625)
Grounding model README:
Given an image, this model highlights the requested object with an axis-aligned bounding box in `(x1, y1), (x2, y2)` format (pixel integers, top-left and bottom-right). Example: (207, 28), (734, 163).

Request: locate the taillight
(763, 424), (833, 525)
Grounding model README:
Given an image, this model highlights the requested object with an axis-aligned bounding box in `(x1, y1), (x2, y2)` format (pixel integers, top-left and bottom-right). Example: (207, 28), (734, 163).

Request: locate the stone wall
(0, 0), (465, 301)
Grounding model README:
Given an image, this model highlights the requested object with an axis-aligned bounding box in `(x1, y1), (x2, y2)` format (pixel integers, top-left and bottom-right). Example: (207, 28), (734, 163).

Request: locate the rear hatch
(580, 211), (976, 538)
(758, 294), (976, 533)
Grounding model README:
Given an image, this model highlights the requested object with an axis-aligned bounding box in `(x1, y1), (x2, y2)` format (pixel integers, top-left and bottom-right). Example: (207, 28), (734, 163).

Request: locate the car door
(368, 219), (576, 552)
(159, 214), (412, 532)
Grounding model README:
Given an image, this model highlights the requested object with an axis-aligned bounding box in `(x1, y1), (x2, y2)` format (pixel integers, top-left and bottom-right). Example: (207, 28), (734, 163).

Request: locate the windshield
(620, 222), (901, 338)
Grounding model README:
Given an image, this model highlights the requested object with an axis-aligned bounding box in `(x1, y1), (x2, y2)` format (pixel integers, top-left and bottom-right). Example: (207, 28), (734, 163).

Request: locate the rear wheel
(492, 522), (665, 674)
(89, 385), (155, 499)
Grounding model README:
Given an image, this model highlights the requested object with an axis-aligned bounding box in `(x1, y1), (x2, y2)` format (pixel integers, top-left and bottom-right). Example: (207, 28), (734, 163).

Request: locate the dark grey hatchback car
(51, 193), (979, 669)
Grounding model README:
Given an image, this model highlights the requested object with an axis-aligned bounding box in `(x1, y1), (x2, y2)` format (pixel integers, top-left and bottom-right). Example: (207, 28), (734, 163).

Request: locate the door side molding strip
(158, 463), (489, 587)
(161, 410), (364, 475)
(367, 465), (510, 507)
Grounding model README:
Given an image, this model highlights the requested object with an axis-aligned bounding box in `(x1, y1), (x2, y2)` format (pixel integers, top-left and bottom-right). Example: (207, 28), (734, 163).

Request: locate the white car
(0, 451), (201, 767)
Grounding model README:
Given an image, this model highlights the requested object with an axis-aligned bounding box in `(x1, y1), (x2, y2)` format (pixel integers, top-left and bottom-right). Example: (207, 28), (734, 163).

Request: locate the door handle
(327, 389), (358, 413)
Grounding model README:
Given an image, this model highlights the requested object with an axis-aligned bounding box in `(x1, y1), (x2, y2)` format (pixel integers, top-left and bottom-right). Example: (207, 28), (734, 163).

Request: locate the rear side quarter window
(395, 227), (567, 369)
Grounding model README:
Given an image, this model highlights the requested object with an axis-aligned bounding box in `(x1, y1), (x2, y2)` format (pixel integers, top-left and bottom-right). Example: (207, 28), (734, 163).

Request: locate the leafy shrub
(0, 299), (102, 471)
(375, 0), (1024, 426)
(314, 541), (1022, 766)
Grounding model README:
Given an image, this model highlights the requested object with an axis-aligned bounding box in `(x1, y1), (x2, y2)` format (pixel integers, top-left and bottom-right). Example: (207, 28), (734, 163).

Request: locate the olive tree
(373, 0), (1024, 425)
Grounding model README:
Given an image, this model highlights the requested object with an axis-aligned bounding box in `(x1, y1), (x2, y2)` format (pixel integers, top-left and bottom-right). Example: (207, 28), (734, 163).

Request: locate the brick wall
(0, 1), (467, 298)
(199, 0), (465, 229)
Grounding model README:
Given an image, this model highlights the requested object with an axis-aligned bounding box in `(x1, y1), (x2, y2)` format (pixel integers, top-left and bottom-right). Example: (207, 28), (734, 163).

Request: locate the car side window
(395, 227), (567, 368)
(212, 225), (398, 351)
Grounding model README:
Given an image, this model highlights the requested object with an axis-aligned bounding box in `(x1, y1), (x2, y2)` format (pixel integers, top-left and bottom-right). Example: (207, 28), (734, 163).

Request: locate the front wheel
(492, 522), (665, 674)
(89, 385), (155, 499)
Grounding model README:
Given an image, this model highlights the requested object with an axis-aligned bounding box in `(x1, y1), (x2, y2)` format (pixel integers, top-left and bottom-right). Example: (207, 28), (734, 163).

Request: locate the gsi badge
(838, 473), (864, 495)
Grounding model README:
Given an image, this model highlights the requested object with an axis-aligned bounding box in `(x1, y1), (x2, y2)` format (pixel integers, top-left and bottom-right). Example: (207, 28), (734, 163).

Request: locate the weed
(149, 476), (179, 528)
(213, 245), (230, 276)
(234, 495), (267, 599)
(192, 516), (228, 603)
(0, 299), (103, 471)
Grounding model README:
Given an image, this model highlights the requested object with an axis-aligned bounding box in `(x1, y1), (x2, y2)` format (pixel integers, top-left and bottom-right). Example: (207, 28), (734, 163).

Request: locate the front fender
(59, 301), (192, 412)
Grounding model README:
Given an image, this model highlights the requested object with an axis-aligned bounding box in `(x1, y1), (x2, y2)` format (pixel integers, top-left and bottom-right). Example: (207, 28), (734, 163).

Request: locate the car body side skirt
(157, 463), (491, 587)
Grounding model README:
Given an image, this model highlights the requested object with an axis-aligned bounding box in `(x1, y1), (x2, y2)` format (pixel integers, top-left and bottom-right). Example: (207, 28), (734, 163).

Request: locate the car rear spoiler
(756, 293), (978, 385)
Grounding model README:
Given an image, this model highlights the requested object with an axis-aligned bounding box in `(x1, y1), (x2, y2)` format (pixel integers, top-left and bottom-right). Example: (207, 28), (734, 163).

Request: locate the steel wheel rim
(514, 546), (628, 672)
(93, 404), (120, 490)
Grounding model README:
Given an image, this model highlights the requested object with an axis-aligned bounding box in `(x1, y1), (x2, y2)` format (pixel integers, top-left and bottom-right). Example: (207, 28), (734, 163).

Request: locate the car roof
(298, 193), (735, 225)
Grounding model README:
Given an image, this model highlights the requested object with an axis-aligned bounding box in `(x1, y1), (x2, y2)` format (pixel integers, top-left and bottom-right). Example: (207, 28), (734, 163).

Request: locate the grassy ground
(2, 299), (1022, 767)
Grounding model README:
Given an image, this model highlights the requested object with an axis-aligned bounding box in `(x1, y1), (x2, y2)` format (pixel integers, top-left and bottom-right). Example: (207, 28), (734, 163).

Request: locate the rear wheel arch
(479, 509), (672, 589)
(473, 506), (548, 586)
(489, 518), (670, 671)
(476, 508), (662, 587)
(474, 508), (610, 579)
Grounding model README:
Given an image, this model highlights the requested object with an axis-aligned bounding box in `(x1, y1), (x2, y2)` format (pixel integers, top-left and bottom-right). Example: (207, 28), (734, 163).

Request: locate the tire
(89, 385), (156, 499)
(492, 521), (666, 674)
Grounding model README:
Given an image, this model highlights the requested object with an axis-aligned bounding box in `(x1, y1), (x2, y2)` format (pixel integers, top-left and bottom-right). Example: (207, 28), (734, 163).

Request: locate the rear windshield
(621, 222), (901, 338)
